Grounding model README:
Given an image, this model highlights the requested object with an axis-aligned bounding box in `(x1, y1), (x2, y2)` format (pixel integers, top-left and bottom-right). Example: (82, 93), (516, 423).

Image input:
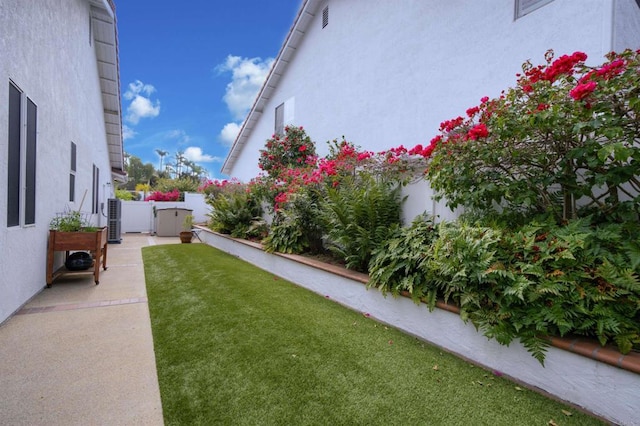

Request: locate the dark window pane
(275, 103), (284, 136)
(92, 165), (99, 214)
(69, 173), (75, 202)
(7, 83), (21, 227)
(71, 141), (76, 171)
(25, 98), (37, 225)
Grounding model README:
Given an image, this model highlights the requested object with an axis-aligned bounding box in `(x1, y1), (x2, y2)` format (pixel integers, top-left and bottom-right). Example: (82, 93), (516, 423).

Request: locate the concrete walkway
(0, 234), (178, 425)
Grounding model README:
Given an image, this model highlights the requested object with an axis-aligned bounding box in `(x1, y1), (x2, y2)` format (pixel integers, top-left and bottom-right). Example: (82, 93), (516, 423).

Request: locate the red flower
(596, 59), (626, 80)
(298, 145), (307, 152)
(466, 106), (480, 117)
(569, 81), (597, 101)
(467, 123), (489, 140)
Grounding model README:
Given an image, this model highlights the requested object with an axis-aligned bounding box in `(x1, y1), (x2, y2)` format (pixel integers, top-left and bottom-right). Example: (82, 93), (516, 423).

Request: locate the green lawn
(143, 244), (604, 426)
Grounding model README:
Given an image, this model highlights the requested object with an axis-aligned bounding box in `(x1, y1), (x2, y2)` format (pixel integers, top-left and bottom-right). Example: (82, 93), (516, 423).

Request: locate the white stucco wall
(0, 0), (116, 322)
(614, 0), (640, 51)
(227, 0), (640, 221)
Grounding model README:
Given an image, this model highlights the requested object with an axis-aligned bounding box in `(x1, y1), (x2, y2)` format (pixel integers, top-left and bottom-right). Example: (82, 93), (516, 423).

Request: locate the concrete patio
(0, 234), (179, 425)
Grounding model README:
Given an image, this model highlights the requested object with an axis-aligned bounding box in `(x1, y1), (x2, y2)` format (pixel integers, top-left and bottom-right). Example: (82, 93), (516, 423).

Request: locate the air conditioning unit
(107, 198), (122, 243)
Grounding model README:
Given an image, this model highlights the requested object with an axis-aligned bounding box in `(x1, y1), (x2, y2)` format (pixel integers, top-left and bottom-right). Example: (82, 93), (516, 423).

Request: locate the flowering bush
(369, 50), (640, 361)
(254, 135), (409, 261)
(258, 126), (317, 179)
(423, 49), (640, 225)
(206, 181), (264, 239)
(145, 189), (181, 202)
(199, 178), (242, 201)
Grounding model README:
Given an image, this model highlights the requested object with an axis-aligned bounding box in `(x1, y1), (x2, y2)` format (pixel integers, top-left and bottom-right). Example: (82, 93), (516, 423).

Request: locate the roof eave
(90, 0), (125, 177)
(221, 0), (321, 176)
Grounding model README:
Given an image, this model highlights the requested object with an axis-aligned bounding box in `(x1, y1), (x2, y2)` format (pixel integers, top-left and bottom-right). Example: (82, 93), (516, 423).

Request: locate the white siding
(0, 0), (116, 322)
(227, 0), (640, 185)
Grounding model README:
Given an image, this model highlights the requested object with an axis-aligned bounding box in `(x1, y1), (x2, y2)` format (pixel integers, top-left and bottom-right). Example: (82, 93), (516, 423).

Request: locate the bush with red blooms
(145, 189), (181, 202)
(419, 49), (640, 225)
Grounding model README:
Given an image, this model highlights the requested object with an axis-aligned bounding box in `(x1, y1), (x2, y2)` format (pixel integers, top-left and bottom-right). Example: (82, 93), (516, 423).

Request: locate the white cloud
(183, 146), (221, 163)
(122, 124), (136, 140)
(219, 122), (241, 146)
(217, 55), (274, 120)
(123, 80), (160, 124)
(166, 129), (191, 144)
(123, 80), (156, 100)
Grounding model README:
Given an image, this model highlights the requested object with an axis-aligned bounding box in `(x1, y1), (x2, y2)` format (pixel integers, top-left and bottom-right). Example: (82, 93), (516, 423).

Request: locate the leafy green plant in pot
(180, 214), (194, 243)
(49, 210), (97, 232)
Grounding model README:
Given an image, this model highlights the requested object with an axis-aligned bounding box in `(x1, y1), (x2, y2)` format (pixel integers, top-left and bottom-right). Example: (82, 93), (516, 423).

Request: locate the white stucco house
(222, 0), (640, 221)
(0, 0), (125, 323)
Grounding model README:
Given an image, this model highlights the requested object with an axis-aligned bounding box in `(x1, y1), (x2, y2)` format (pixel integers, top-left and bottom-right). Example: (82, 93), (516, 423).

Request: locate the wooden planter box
(46, 227), (108, 287)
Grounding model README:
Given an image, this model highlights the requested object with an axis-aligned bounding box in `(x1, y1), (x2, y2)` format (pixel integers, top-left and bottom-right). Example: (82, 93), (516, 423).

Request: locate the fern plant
(263, 187), (325, 254)
(206, 186), (262, 238)
(323, 174), (403, 272)
(368, 214), (438, 305)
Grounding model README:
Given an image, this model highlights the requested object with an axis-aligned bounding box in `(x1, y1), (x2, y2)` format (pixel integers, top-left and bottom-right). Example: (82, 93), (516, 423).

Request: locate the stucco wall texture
(227, 0), (640, 221)
(0, 0), (116, 322)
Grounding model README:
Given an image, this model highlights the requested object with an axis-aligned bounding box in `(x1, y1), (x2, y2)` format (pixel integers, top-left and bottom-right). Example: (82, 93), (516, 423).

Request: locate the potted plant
(47, 205), (108, 287)
(180, 214), (194, 243)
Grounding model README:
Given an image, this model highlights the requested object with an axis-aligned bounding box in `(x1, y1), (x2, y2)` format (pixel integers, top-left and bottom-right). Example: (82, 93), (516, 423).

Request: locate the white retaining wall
(199, 228), (640, 426)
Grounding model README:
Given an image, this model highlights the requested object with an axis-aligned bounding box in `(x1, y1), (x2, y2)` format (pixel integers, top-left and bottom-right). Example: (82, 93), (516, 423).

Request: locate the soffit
(89, 0), (125, 177)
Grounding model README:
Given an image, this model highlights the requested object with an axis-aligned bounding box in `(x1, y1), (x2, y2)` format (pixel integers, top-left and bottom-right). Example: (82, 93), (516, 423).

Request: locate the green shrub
(154, 177), (199, 195)
(206, 185), (263, 238)
(369, 217), (640, 363)
(263, 187), (325, 254)
(368, 214), (438, 303)
(115, 189), (134, 201)
(323, 174), (404, 272)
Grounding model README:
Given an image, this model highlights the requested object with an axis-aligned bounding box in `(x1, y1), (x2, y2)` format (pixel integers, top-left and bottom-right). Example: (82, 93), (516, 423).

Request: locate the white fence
(121, 193), (211, 234)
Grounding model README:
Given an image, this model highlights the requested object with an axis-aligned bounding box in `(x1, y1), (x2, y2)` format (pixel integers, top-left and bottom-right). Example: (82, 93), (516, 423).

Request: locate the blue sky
(116, 1), (301, 179)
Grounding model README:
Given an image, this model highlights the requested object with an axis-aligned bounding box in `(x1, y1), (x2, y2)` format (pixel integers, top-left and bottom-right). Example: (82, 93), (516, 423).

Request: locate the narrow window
(70, 142), (77, 202)
(7, 82), (38, 226)
(322, 6), (329, 28)
(7, 82), (21, 227)
(515, 0), (554, 19)
(24, 98), (37, 225)
(275, 103), (284, 136)
(92, 165), (100, 214)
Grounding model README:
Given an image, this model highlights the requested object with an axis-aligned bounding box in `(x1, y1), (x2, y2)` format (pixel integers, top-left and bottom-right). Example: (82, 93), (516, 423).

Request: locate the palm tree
(155, 149), (168, 173)
(174, 151), (185, 177)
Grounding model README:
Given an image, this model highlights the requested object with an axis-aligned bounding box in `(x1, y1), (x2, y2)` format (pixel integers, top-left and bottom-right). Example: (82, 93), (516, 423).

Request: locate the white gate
(120, 193), (211, 234)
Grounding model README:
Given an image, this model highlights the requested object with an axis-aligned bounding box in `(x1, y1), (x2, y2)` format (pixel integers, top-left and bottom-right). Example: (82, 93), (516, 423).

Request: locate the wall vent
(515, 0), (554, 19)
(322, 6), (329, 28)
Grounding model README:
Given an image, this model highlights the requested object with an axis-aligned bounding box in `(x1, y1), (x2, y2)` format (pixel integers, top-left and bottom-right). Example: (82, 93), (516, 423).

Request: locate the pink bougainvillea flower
(569, 81), (597, 101)
(439, 116), (464, 132)
(543, 51), (587, 82)
(408, 144), (424, 156)
(467, 123), (489, 140)
(596, 58), (626, 80)
(466, 106), (480, 117)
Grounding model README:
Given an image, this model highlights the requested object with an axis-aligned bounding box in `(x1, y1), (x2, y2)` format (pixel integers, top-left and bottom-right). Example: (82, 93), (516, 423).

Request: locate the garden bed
(197, 226), (640, 426)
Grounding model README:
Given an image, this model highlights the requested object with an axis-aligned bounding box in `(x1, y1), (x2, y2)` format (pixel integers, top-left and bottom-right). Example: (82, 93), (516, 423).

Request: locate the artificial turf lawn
(142, 243), (605, 426)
